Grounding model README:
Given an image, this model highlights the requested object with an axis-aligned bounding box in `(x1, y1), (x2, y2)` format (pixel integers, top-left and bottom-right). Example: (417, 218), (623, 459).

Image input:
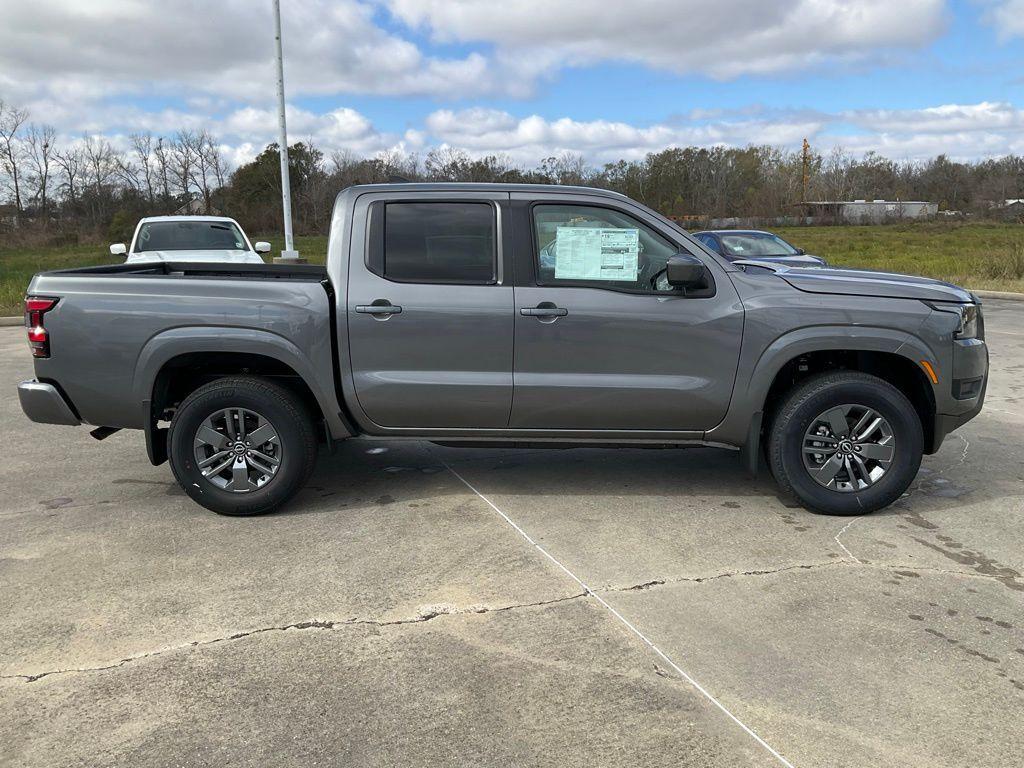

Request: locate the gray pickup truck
(18, 183), (988, 517)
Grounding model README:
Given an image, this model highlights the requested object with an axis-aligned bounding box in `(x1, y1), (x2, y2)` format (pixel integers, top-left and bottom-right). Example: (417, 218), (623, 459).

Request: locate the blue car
(693, 230), (826, 266)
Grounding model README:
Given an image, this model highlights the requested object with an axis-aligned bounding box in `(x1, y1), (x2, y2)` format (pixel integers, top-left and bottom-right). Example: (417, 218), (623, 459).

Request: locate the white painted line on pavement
(440, 458), (797, 768)
(833, 517), (864, 564)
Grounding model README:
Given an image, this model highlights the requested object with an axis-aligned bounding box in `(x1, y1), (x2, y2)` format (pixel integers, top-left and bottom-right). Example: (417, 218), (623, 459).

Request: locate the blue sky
(1, 0), (1022, 166)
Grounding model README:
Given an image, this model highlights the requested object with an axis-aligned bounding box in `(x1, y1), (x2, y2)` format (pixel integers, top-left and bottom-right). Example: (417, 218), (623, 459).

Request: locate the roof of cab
(340, 182), (631, 200)
(137, 215), (240, 224)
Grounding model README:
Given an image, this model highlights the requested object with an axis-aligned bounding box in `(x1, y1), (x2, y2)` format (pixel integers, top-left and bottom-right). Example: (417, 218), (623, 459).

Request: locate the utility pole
(272, 0), (302, 263)
(801, 138), (810, 204)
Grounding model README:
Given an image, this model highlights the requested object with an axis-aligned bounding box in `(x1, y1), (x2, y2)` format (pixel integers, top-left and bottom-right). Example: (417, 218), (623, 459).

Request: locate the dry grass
(774, 221), (1024, 293)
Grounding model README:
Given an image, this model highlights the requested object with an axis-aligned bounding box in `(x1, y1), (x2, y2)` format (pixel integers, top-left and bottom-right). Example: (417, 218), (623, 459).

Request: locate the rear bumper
(18, 380), (81, 426)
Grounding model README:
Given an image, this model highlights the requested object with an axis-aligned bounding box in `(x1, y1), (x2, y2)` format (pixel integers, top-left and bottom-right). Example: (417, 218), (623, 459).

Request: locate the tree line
(2, 98), (1023, 245)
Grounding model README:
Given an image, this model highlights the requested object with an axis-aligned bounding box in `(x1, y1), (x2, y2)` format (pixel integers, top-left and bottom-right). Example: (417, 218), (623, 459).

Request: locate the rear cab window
(378, 202), (496, 284)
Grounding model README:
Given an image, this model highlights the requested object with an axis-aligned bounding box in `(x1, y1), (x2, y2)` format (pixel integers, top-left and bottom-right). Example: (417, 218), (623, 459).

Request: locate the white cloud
(981, 0), (1024, 39)
(0, 0), (519, 108)
(385, 0), (948, 79)
(842, 102), (1024, 134)
(424, 108), (823, 164)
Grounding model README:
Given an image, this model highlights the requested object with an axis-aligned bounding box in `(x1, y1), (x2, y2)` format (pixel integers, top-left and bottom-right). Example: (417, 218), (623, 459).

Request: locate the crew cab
(110, 215), (270, 264)
(19, 184), (988, 517)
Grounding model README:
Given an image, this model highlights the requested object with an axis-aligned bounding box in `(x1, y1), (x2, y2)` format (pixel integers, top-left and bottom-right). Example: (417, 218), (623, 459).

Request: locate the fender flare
(709, 324), (936, 450)
(133, 326), (350, 464)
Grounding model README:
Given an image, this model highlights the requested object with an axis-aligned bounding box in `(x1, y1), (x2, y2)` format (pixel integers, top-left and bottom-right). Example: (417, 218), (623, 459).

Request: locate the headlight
(926, 301), (980, 340)
(955, 304), (980, 340)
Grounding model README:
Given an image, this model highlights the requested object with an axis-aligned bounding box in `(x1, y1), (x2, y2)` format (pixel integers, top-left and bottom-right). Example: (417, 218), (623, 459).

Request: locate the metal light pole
(272, 0), (301, 262)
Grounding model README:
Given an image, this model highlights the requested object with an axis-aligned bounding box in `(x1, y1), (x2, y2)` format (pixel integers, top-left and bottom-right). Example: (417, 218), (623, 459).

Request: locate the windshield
(719, 233), (799, 258)
(133, 221), (248, 252)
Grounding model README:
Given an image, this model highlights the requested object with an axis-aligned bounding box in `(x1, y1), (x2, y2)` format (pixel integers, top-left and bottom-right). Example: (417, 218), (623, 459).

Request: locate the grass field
(2, 222), (1021, 316)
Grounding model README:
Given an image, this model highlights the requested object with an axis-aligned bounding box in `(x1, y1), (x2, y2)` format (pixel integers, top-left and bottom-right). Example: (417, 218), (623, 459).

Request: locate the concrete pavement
(1, 301), (1022, 767)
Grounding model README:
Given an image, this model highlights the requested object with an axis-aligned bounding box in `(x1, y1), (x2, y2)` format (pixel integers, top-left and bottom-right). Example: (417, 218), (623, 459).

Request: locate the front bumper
(18, 380), (81, 426)
(931, 337), (988, 451)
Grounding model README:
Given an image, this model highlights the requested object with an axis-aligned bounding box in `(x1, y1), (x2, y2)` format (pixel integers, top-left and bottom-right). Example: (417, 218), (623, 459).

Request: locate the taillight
(24, 297), (58, 358)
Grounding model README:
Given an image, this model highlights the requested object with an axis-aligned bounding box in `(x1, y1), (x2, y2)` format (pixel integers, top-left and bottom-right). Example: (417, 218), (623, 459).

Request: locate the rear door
(347, 192), (514, 429)
(510, 194), (743, 431)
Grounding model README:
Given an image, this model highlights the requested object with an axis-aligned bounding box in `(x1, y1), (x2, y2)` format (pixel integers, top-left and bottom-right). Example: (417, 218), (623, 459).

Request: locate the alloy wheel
(193, 408), (282, 493)
(802, 404), (895, 492)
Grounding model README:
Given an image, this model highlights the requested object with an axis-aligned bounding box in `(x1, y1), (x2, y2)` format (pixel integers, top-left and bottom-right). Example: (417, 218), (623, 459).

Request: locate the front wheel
(768, 371), (923, 515)
(168, 377), (318, 516)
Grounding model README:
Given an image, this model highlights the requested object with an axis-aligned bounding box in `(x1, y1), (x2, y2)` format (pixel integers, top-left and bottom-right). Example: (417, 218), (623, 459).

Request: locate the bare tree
(25, 123), (56, 215)
(170, 130), (197, 204)
(0, 100), (30, 211)
(129, 132), (156, 204)
(82, 134), (117, 226)
(154, 136), (171, 208)
(54, 145), (85, 206)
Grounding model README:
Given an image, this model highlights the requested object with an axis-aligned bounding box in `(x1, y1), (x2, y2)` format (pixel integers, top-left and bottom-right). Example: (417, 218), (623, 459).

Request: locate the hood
(734, 261), (974, 303)
(125, 250), (265, 264)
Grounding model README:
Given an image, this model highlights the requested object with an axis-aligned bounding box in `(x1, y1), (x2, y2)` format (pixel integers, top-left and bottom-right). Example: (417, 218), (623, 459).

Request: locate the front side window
(533, 204), (678, 292)
(384, 202), (495, 283)
(134, 221), (247, 252)
(718, 232), (798, 258)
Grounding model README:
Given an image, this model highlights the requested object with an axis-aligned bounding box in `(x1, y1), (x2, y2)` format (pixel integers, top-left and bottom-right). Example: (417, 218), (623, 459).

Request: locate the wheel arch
(134, 327), (351, 465)
(716, 326), (939, 464)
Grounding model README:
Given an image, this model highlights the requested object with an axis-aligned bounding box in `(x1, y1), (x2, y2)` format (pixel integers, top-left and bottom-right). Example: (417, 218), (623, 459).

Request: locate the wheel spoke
(198, 449), (231, 468)
(816, 453), (845, 484)
(858, 441), (894, 463)
(851, 454), (874, 486)
(823, 408), (850, 438)
(196, 425), (227, 449)
(227, 457), (256, 492)
(247, 424), (277, 446)
(246, 453), (277, 475)
(855, 416), (883, 442)
(203, 454), (235, 477)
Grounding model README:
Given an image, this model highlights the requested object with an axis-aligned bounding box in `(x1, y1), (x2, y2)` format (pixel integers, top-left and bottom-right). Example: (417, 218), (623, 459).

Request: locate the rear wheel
(168, 377), (317, 516)
(768, 371), (923, 515)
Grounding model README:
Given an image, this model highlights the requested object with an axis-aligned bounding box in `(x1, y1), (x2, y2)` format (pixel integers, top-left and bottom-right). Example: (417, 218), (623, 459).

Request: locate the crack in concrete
(599, 559), (1015, 595)
(601, 560), (848, 592)
(0, 593), (587, 684)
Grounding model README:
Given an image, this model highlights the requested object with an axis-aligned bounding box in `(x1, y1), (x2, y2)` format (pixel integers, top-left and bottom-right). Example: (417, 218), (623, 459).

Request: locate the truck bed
(26, 261), (340, 433)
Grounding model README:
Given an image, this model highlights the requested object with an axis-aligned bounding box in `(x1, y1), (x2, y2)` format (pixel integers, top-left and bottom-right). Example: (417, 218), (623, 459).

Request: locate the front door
(347, 196), (514, 429)
(510, 199), (743, 431)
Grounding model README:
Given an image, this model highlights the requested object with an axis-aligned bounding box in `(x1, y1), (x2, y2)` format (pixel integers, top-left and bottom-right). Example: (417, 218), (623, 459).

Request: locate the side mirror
(254, 241), (271, 254)
(795, 247), (806, 255)
(110, 243), (127, 256)
(666, 254), (711, 290)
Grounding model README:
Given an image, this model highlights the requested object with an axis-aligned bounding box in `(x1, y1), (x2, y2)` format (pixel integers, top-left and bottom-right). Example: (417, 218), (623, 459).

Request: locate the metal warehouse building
(801, 200), (939, 224)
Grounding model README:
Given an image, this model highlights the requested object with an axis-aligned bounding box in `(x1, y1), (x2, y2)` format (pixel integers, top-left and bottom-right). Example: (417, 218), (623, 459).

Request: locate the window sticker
(554, 227), (639, 281)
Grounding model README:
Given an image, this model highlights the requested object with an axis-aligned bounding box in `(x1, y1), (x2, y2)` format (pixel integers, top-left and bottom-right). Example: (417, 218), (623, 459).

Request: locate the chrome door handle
(356, 302), (402, 315)
(520, 306), (567, 317)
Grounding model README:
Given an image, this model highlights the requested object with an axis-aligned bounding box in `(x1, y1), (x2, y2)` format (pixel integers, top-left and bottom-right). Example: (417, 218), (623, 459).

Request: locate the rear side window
(383, 202), (496, 283)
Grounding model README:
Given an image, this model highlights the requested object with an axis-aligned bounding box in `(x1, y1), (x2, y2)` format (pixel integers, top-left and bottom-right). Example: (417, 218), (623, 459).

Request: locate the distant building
(799, 200), (938, 224)
(0, 204), (18, 227)
(174, 196), (222, 216)
(996, 199), (1024, 221)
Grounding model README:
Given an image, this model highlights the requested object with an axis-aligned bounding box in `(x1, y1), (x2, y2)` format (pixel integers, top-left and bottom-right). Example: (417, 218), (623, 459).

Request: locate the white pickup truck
(110, 216), (270, 264)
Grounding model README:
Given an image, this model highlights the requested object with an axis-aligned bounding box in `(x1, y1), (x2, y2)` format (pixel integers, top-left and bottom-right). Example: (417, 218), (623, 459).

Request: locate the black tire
(768, 371), (923, 515)
(168, 377), (317, 516)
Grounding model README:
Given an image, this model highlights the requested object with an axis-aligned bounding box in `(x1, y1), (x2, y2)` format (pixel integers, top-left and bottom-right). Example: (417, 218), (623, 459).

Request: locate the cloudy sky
(1, 0), (1023, 167)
